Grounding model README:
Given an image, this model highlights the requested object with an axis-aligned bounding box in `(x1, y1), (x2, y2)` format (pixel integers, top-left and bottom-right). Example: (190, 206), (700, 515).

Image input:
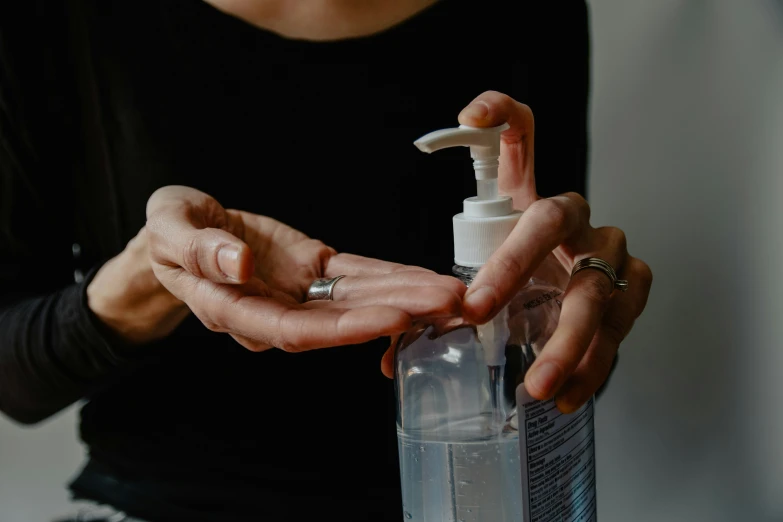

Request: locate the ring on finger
(306, 275), (346, 301)
(571, 258), (628, 292)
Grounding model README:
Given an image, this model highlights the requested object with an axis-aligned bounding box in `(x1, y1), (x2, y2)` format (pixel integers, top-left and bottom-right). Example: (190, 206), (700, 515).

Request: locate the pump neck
(454, 264), (539, 291)
(453, 264), (480, 286)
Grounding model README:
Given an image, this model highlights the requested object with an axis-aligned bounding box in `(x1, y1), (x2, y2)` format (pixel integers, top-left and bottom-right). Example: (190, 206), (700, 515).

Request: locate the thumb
(177, 227), (253, 283)
(146, 186), (254, 284)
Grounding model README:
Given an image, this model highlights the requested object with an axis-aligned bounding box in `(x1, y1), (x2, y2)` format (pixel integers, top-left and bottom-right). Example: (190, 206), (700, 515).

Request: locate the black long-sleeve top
(0, 0), (590, 520)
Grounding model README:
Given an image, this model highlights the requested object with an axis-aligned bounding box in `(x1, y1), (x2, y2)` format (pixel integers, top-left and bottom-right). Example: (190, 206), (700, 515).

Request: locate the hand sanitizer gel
(395, 124), (597, 522)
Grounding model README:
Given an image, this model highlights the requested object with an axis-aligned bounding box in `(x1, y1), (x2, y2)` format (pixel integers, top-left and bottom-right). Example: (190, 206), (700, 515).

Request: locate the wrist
(87, 275), (189, 345)
(87, 229), (191, 345)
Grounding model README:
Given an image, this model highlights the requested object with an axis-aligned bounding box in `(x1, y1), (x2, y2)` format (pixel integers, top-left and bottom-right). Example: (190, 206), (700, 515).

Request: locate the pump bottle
(394, 124), (598, 522)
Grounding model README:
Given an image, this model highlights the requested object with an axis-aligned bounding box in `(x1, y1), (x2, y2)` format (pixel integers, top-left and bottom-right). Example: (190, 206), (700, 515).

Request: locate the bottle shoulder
(396, 278), (562, 362)
(507, 278), (564, 317)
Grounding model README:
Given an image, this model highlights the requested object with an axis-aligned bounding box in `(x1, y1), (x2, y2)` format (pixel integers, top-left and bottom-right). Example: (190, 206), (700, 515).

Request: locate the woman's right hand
(145, 186), (466, 355)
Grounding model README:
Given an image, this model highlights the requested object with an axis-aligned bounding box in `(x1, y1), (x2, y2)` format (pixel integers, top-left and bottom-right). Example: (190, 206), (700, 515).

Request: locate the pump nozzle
(414, 123), (509, 157)
(414, 123), (510, 184)
(413, 122), (521, 268)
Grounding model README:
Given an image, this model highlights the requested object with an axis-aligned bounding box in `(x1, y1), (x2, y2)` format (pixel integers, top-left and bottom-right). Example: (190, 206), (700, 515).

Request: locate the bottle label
(517, 386), (597, 522)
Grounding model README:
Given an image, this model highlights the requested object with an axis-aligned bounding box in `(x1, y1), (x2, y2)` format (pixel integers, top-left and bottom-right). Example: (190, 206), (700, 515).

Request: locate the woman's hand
(457, 91), (653, 413)
(145, 186), (466, 357)
(87, 228), (191, 344)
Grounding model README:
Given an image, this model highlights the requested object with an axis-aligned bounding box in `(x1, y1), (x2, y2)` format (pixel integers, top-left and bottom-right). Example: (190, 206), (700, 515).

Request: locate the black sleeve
(516, 0), (591, 199)
(0, 0), (137, 425)
(0, 271), (141, 425)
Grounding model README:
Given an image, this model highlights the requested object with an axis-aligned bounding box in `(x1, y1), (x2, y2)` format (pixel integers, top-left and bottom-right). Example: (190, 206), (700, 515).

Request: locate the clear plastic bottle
(395, 266), (564, 522)
(395, 123), (597, 522)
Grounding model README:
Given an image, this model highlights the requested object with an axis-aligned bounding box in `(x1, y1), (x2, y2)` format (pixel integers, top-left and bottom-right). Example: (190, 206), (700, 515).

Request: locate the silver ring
(306, 275), (346, 301)
(571, 257), (629, 292)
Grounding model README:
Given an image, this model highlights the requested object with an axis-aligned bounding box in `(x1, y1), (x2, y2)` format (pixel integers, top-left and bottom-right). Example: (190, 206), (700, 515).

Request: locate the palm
(237, 211), (329, 302)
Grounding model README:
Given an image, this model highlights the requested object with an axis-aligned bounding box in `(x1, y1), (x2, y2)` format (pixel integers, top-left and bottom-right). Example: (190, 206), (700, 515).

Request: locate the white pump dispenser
(414, 123), (522, 268)
(414, 123), (521, 366)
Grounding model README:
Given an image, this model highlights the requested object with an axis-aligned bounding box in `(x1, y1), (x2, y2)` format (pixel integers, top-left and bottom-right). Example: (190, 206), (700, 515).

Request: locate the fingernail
(217, 245), (240, 281)
(527, 362), (562, 398)
(464, 287), (495, 322)
(555, 393), (579, 415)
(459, 101), (489, 122)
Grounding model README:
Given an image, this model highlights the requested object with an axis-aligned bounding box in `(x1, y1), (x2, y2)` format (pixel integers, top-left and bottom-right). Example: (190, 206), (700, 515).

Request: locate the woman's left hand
(457, 91), (653, 413)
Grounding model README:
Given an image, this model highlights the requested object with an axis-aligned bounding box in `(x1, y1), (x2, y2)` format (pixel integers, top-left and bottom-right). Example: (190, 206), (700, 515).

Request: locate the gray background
(2, 1), (782, 520)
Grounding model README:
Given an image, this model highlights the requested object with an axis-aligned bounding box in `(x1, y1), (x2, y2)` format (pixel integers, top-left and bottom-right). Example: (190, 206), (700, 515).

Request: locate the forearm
(0, 231), (191, 425)
(0, 270), (138, 424)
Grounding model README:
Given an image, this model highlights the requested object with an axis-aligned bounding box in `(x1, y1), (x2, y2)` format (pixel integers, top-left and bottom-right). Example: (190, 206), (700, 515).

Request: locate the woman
(0, 0), (651, 520)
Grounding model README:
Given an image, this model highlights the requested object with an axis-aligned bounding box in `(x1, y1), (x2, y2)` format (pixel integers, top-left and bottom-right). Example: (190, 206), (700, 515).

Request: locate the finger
(524, 231), (628, 401)
(195, 279), (412, 351)
(324, 253), (434, 277)
(167, 266), (413, 352)
(554, 257), (653, 412)
(146, 195), (254, 284)
(305, 285), (462, 320)
(230, 333), (273, 353)
(552, 329), (617, 414)
(381, 344), (395, 379)
(329, 272), (466, 303)
(272, 305), (413, 352)
(146, 185), (243, 238)
(458, 90), (537, 209)
(464, 193), (589, 323)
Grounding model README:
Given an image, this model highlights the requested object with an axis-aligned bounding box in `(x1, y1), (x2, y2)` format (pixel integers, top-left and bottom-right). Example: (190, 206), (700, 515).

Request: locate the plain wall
(2, 1), (782, 520)
(0, 405), (83, 521)
(589, 1), (783, 521)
